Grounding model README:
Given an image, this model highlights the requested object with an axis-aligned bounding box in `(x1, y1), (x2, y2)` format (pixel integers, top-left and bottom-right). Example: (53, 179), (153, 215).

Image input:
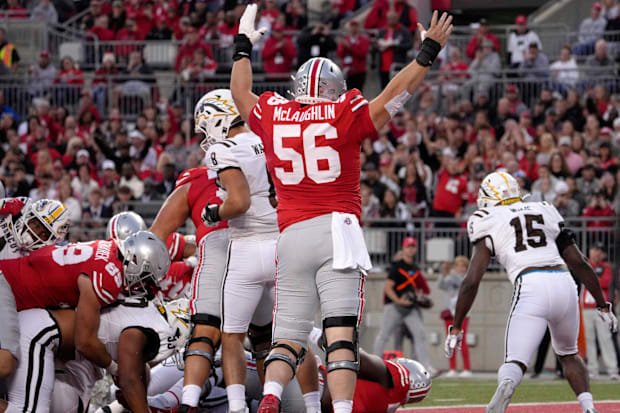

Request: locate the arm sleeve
(206, 143), (239, 172)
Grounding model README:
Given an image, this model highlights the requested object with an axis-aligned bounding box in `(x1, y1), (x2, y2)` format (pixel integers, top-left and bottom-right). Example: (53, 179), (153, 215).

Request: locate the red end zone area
(400, 401), (620, 413)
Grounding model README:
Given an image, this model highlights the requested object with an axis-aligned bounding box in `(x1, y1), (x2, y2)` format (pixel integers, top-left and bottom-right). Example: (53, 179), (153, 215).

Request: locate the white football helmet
(477, 171), (522, 209)
(15, 199), (70, 251)
(107, 211), (146, 241)
(292, 57), (347, 104)
(119, 231), (171, 296)
(392, 358), (432, 404)
(194, 89), (243, 151)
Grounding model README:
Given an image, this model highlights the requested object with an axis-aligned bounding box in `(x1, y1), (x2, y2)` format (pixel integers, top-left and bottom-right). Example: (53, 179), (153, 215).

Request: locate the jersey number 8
(273, 123), (341, 185)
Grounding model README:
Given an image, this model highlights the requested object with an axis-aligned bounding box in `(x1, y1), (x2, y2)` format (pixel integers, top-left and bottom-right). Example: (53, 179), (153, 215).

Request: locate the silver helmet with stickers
(393, 358), (432, 404)
(119, 231), (171, 296)
(107, 211), (146, 241)
(194, 89), (243, 151)
(292, 57), (347, 104)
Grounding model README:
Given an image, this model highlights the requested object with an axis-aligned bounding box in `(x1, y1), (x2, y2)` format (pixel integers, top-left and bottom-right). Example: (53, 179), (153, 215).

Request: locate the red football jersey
(248, 90), (378, 231)
(1, 240), (124, 310)
(166, 232), (186, 262)
(352, 360), (410, 413)
(432, 169), (467, 215)
(174, 167), (227, 244)
(159, 261), (193, 300)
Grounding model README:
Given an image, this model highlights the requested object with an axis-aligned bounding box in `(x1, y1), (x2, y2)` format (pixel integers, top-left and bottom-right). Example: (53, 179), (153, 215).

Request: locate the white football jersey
(467, 201), (566, 284)
(0, 197), (30, 260)
(205, 132), (278, 240)
(97, 300), (178, 365)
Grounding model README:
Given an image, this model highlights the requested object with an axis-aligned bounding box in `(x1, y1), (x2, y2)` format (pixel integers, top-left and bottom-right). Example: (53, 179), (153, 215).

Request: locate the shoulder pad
(467, 209), (494, 243)
(175, 168), (209, 189)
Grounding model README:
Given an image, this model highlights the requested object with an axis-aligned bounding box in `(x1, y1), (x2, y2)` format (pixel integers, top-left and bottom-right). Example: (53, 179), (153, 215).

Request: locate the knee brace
(248, 322), (272, 360)
(321, 316), (359, 373)
(264, 342), (306, 378)
(184, 313), (220, 366)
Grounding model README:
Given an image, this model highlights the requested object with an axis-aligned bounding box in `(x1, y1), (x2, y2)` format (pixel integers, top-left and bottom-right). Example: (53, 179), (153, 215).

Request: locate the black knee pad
(248, 322), (272, 360)
(264, 342), (306, 378)
(191, 313), (222, 329)
(321, 316), (359, 373)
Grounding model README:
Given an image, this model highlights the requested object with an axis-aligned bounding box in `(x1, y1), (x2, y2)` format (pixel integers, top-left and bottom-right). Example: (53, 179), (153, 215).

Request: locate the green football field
(409, 378), (620, 407)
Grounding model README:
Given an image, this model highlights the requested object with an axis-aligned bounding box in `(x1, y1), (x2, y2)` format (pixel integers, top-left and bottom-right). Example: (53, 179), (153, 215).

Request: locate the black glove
(201, 203), (221, 225)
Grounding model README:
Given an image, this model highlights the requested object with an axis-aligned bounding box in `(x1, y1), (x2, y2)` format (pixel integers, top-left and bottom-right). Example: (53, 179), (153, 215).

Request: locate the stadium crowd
(0, 0), (617, 246)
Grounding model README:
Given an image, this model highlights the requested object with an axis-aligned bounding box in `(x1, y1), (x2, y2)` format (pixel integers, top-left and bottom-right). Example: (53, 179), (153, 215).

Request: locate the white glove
(239, 4), (267, 45)
(597, 302), (618, 333)
(444, 325), (463, 358)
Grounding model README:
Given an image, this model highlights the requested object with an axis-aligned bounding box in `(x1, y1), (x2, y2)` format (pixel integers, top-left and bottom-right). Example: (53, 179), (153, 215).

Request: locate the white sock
(263, 380), (284, 399)
(181, 384), (202, 407)
(332, 399), (353, 413)
(577, 392), (594, 412)
(226, 384), (247, 411)
(497, 362), (524, 386)
(303, 391), (321, 413)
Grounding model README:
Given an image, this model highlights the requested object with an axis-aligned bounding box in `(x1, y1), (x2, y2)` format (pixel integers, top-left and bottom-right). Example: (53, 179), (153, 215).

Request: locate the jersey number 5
(509, 214), (547, 252)
(273, 123), (341, 185)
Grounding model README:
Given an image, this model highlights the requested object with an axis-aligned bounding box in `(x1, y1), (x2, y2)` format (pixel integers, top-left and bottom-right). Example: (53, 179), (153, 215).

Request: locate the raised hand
(239, 4), (267, 45)
(417, 10), (453, 48)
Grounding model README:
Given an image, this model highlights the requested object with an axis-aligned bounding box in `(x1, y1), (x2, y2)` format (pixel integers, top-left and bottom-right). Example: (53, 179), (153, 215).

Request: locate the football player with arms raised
(230, 6), (452, 413)
(445, 172), (618, 413)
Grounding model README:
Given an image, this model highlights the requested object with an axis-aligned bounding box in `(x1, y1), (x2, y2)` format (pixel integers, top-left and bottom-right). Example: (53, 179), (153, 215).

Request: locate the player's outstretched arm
(561, 244), (608, 308)
(150, 184), (191, 243)
(452, 241), (490, 331)
(75, 276), (113, 368)
(117, 328), (151, 413)
(210, 169), (251, 221)
(231, 4), (265, 122)
(368, 10), (453, 131)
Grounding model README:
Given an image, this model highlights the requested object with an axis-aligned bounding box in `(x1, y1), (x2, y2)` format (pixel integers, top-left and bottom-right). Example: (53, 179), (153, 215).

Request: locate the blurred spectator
(89, 14), (114, 41)
(3, 163), (29, 197)
(81, 0), (105, 31)
(53, 56), (84, 107)
(360, 182), (380, 223)
(181, 48), (217, 82)
(57, 181), (81, 222)
(337, 20), (370, 92)
(377, 10), (413, 88)
(465, 38), (500, 99)
(379, 188), (409, 221)
(364, 0), (418, 33)
(129, 129), (157, 170)
(400, 160), (428, 218)
(600, 170), (617, 199)
(362, 161), (387, 200)
(554, 180), (580, 217)
(583, 189), (615, 227)
(119, 161), (144, 198)
(146, 15), (173, 40)
(518, 42), (549, 80)
(529, 175), (557, 203)
(114, 17), (144, 61)
(140, 177), (163, 201)
(72, 163), (100, 202)
(296, 22), (336, 67)
(92, 52), (120, 112)
(536, 133), (556, 165)
(578, 163), (601, 200)
(0, 90), (18, 123)
(157, 162), (177, 195)
(175, 26), (216, 72)
(29, 172), (56, 201)
(507, 15), (542, 67)
(438, 47), (468, 96)
(373, 237), (435, 373)
(173, 15), (192, 41)
(575, 2), (607, 55)
(331, 0), (355, 25)
(83, 187), (113, 219)
(438, 256), (472, 378)
(261, 24), (296, 78)
(583, 243), (619, 379)
(27, 50), (56, 98)
(558, 136), (584, 174)
(602, 0), (619, 19)
(491, 97), (519, 137)
(466, 19), (500, 60)
(432, 151), (467, 223)
(217, 10), (239, 57)
(30, 0), (58, 24)
(261, 0), (281, 26)
(550, 45), (579, 88)
(284, 0), (307, 30)
(1, 0), (28, 18)
(505, 85), (529, 116)
(0, 27), (20, 72)
(108, 0), (126, 34)
(585, 39), (615, 78)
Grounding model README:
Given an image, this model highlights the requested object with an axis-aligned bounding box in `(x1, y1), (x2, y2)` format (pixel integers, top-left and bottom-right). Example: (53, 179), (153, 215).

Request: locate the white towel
(331, 212), (372, 271)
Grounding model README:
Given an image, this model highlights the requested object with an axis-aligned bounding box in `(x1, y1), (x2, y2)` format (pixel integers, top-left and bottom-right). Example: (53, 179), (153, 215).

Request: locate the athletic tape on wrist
(384, 89), (412, 118)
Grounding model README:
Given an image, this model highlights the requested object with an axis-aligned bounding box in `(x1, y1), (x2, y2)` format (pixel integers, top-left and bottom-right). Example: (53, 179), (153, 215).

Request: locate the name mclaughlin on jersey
(273, 105), (336, 122)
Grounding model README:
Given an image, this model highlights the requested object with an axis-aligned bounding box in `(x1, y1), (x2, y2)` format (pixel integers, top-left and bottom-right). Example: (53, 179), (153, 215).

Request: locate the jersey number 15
(509, 214), (547, 252)
(273, 123), (341, 185)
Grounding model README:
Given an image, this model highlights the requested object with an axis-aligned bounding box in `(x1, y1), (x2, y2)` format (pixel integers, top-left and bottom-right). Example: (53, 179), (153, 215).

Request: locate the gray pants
(273, 214), (365, 347)
(189, 229), (230, 321)
(373, 303), (430, 368)
(0, 272), (19, 359)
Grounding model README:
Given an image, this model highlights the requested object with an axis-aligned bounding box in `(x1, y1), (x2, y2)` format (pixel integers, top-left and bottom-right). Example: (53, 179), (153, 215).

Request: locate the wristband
(233, 34), (253, 61)
(416, 37), (441, 67)
(106, 360), (118, 376)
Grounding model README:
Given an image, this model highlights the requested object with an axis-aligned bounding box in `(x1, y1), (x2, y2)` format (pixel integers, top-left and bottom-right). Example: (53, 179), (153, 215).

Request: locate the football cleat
(485, 379), (517, 413)
(257, 394), (281, 413)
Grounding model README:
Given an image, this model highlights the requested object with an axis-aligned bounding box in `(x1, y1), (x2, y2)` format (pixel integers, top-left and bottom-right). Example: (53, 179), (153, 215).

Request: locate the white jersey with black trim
(467, 201), (566, 284)
(97, 300), (178, 365)
(205, 132), (278, 241)
(0, 197), (30, 260)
